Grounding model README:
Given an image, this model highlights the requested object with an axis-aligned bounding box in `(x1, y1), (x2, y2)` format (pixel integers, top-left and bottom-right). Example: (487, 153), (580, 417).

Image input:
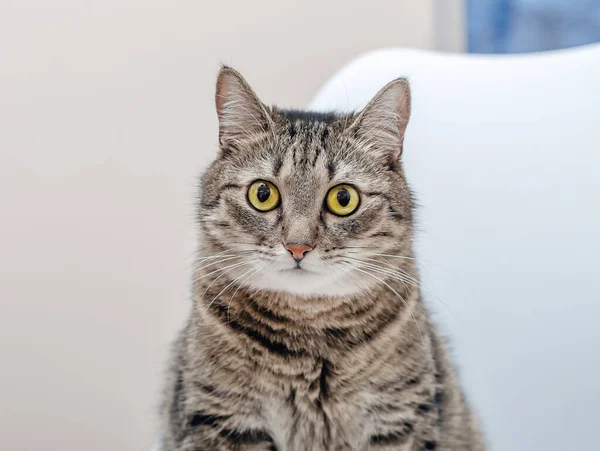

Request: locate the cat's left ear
(215, 66), (274, 149)
(348, 78), (411, 161)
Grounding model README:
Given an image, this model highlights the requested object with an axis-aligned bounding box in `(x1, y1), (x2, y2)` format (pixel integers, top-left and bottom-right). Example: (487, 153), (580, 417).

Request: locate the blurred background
(468, 0), (600, 52)
(1, 1), (598, 451)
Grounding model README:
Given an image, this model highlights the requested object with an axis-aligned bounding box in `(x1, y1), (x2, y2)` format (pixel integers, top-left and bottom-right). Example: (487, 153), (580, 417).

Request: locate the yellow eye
(247, 180), (280, 212)
(326, 184), (360, 216)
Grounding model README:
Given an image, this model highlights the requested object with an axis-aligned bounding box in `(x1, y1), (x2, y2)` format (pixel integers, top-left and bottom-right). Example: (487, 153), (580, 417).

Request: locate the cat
(161, 66), (485, 451)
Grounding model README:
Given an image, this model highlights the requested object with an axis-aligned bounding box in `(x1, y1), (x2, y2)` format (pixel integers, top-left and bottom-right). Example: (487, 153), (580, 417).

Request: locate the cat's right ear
(215, 66), (273, 149)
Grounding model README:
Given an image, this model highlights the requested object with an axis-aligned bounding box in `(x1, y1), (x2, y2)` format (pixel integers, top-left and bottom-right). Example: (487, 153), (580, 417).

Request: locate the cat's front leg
(168, 420), (276, 451)
(163, 409), (276, 451)
(162, 365), (276, 451)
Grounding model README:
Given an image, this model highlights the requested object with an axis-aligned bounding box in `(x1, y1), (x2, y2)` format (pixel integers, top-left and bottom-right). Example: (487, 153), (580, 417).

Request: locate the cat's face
(199, 68), (413, 298)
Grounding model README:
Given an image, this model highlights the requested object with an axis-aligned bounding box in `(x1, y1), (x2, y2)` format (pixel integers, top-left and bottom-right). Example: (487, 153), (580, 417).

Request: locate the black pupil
(256, 183), (271, 203)
(337, 188), (351, 207)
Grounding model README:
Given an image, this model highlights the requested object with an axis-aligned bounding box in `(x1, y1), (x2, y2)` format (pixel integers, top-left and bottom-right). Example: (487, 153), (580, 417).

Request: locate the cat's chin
(247, 269), (367, 298)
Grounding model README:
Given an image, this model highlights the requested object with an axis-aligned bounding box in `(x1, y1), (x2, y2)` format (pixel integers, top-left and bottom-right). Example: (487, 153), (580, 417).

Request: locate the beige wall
(0, 2), (436, 450)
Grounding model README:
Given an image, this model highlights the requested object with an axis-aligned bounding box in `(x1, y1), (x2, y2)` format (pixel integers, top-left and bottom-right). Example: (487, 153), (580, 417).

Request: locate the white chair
(310, 44), (600, 450)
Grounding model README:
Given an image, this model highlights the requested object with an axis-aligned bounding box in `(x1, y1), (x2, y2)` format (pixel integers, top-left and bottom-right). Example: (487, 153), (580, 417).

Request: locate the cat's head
(199, 67), (414, 298)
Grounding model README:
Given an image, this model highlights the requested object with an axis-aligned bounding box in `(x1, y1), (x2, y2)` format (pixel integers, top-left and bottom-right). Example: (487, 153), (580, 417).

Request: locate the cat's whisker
(198, 263), (262, 326)
(226, 263), (267, 324)
(362, 257), (422, 287)
(195, 248), (255, 262)
(338, 264), (369, 292)
(343, 256), (415, 291)
(344, 256), (455, 319)
(343, 256), (417, 285)
(350, 250), (463, 294)
(181, 248), (203, 265)
(345, 255), (421, 291)
(351, 263), (417, 300)
(347, 264), (424, 345)
(348, 248), (435, 279)
(192, 259), (259, 284)
(191, 260), (259, 345)
(195, 255), (248, 272)
(346, 247), (454, 277)
(200, 261), (246, 299)
(345, 248), (416, 260)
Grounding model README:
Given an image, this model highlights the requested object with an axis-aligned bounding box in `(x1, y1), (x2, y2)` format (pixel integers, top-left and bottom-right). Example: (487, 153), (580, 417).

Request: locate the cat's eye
(247, 180), (280, 212)
(326, 184), (360, 216)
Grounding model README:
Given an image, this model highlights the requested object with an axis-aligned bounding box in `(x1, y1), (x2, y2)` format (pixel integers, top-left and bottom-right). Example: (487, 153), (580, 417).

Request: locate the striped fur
(161, 68), (485, 450)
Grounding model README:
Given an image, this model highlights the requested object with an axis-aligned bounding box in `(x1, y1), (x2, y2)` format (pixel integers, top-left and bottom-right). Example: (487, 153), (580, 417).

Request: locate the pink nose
(285, 243), (313, 262)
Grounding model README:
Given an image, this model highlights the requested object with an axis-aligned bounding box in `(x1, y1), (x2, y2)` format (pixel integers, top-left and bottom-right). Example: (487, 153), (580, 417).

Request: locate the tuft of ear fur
(215, 66), (273, 149)
(348, 78), (411, 160)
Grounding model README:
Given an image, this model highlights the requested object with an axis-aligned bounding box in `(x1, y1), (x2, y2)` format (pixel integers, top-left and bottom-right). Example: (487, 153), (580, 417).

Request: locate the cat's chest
(235, 349), (411, 450)
(262, 386), (373, 451)
(248, 357), (424, 451)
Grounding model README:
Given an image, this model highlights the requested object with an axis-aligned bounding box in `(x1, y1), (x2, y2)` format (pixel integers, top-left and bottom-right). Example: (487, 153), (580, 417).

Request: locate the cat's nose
(284, 243), (313, 262)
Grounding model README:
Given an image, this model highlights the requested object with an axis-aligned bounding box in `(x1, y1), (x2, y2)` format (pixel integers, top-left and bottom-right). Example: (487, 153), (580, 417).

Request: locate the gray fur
(161, 67), (486, 450)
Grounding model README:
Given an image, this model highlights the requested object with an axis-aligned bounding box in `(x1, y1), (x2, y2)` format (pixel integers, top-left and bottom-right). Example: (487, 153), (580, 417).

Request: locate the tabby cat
(161, 67), (485, 451)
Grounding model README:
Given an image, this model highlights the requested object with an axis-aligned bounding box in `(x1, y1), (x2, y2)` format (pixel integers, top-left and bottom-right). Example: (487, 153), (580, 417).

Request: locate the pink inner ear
(215, 75), (230, 118)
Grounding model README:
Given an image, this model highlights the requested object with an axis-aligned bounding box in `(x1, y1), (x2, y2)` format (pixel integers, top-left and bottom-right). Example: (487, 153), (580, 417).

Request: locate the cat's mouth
(281, 266), (315, 274)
